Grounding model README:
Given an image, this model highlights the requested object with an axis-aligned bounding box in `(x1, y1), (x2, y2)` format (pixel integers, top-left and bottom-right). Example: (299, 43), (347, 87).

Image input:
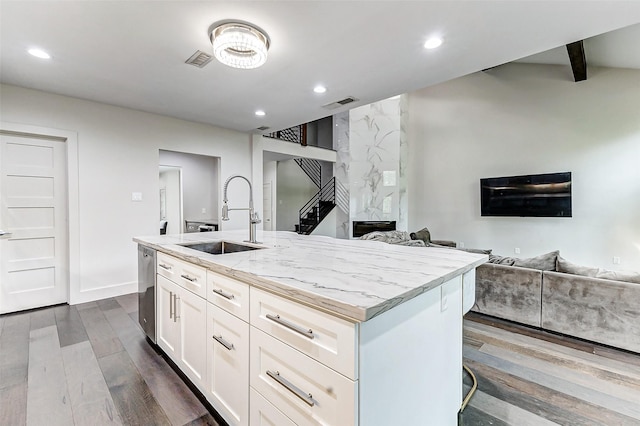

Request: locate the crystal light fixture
(209, 22), (270, 69)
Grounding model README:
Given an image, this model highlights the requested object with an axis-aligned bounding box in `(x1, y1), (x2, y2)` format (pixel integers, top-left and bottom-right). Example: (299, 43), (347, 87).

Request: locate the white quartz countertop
(134, 230), (487, 322)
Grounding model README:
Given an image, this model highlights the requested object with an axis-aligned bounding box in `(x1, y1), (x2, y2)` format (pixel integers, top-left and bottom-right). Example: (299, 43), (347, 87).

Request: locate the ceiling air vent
(256, 126), (270, 131)
(322, 96), (359, 110)
(185, 50), (213, 68)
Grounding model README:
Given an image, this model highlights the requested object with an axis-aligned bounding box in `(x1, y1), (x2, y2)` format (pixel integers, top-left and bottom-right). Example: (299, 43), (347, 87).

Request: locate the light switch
(514, 247), (521, 254)
(613, 256), (621, 265)
(132, 192), (142, 201)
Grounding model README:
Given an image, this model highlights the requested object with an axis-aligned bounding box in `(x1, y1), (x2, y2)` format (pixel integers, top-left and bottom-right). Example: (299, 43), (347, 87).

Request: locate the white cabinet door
(177, 286), (207, 390)
(157, 275), (180, 358)
(206, 303), (249, 426)
(250, 388), (296, 426)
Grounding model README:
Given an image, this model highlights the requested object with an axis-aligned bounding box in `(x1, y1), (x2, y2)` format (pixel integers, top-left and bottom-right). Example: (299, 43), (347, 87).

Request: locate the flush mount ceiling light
(209, 22), (270, 69)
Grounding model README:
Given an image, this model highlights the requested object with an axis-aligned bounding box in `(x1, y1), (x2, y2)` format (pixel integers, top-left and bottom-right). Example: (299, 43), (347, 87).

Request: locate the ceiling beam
(566, 40), (587, 82)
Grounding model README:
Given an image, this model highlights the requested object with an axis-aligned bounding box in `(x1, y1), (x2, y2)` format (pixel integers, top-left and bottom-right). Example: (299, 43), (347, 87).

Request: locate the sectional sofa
(473, 252), (640, 353)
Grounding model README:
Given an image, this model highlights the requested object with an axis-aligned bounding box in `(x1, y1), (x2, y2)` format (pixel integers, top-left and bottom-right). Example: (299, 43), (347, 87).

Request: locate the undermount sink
(179, 240), (263, 255)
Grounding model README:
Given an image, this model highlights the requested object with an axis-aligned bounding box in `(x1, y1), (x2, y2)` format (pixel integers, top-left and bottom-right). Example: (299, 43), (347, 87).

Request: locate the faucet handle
(251, 212), (261, 224)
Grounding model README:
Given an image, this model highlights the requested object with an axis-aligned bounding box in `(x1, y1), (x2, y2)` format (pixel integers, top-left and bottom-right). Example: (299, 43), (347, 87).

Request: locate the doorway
(0, 133), (69, 313)
(159, 166), (182, 234)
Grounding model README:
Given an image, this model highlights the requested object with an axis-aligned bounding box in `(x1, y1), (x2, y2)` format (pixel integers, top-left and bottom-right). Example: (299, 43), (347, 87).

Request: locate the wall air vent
(322, 96), (359, 110)
(256, 126), (270, 131)
(185, 50), (214, 68)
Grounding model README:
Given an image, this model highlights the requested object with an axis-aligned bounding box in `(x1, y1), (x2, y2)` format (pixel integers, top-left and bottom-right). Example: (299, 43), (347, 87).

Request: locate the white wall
(0, 84), (252, 304)
(276, 159), (318, 231)
(159, 150), (219, 226)
(407, 64), (640, 271)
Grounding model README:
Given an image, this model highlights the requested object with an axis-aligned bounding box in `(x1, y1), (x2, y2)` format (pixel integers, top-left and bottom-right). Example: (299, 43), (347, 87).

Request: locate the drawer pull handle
(212, 335), (234, 351)
(181, 274), (197, 282)
(266, 314), (314, 339)
(267, 370), (314, 407)
(159, 263), (172, 271)
(169, 291), (174, 319)
(212, 288), (234, 300)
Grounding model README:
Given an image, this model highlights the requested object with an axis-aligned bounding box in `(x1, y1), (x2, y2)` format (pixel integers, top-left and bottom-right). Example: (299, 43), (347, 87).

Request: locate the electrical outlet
(613, 256), (621, 265)
(514, 248), (521, 254)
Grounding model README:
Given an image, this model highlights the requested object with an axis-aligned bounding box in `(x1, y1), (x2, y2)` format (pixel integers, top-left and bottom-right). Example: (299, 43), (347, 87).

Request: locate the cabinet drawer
(250, 288), (358, 379)
(206, 304), (249, 426)
(207, 270), (249, 322)
(250, 328), (357, 426)
(158, 252), (207, 298)
(250, 388), (296, 426)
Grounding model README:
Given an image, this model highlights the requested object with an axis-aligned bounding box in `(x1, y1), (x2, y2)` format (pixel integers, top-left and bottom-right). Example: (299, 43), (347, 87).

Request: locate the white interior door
(263, 182), (273, 231)
(0, 134), (68, 314)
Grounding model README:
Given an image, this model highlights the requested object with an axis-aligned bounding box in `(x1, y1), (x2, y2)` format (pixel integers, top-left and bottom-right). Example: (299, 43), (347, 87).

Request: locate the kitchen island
(134, 230), (487, 426)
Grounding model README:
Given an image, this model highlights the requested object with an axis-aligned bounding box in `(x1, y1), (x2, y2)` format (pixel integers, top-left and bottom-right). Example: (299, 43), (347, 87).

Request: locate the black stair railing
(298, 177), (337, 235)
(294, 158), (321, 188)
(265, 124), (307, 146)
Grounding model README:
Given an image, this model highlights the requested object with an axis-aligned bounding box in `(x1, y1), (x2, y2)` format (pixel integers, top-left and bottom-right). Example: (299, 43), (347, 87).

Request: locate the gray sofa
(473, 253), (640, 353)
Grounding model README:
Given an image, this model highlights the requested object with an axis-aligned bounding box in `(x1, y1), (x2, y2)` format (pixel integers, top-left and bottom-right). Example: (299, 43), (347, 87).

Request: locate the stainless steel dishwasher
(138, 244), (156, 343)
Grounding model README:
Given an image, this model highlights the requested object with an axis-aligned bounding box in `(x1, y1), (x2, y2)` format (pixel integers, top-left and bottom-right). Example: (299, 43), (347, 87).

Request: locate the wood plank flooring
(0, 293), (219, 426)
(461, 312), (640, 425)
(2, 296), (640, 425)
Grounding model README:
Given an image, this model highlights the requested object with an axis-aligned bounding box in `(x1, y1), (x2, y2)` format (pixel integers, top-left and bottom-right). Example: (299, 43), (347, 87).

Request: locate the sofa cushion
(556, 256), (599, 277)
(513, 250), (559, 271)
(595, 269), (640, 285)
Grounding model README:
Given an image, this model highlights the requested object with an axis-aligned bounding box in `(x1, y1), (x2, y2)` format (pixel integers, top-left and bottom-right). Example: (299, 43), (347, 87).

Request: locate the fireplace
(352, 221), (396, 238)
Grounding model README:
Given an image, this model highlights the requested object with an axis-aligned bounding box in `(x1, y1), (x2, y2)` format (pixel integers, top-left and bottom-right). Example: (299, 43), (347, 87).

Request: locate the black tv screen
(481, 172), (572, 217)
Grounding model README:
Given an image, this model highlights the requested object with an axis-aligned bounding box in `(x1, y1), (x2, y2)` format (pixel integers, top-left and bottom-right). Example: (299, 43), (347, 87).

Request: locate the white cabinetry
(205, 270), (251, 426)
(156, 254), (207, 391)
(155, 250), (468, 426)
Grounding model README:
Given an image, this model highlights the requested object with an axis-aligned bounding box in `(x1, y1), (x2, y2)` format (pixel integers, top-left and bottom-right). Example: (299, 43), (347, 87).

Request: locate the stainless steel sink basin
(179, 240), (262, 255)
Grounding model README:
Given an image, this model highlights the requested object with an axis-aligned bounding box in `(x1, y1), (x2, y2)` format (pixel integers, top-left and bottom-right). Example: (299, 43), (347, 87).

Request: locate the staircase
(298, 178), (337, 235)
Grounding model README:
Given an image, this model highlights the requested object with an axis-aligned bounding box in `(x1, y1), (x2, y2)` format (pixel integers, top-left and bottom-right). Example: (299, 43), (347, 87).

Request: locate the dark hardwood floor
(2, 295), (640, 425)
(0, 293), (219, 426)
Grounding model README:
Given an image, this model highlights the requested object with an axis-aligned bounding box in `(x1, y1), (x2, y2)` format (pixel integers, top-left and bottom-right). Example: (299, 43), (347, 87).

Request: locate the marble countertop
(134, 230), (487, 322)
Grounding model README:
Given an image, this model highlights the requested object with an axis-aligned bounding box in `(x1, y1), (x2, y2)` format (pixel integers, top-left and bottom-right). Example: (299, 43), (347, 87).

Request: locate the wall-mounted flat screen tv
(480, 172), (572, 217)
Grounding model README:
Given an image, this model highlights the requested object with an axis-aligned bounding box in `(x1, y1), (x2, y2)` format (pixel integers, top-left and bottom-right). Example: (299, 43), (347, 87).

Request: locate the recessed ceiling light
(255, 110), (266, 117)
(424, 37), (443, 50)
(28, 48), (51, 59)
(313, 85), (327, 94)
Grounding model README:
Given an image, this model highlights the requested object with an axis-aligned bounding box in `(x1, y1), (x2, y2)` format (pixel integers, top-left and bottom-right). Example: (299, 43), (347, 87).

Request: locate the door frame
(1, 122), (79, 305)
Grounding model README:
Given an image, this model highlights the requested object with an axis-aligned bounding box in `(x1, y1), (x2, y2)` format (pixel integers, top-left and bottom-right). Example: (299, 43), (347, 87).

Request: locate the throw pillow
(410, 227), (431, 244)
(513, 250), (559, 271)
(457, 247), (492, 255)
(488, 254), (516, 265)
(595, 269), (640, 285)
(556, 256), (599, 277)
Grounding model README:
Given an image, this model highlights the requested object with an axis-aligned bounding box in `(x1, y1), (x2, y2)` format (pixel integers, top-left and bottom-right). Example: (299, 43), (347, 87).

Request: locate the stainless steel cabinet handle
(173, 294), (180, 322)
(159, 263), (172, 271)
(212, 288), (234, 300)
(181, 274), (196, 282)
(169, 291), (174, 319)
(212, 335), (234, 351)
(266, 314), (314, 339)
(267, 370), (314, 407)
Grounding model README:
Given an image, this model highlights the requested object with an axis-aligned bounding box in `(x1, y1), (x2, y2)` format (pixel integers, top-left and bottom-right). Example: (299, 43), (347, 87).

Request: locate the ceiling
(1, 1), (639, 134)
